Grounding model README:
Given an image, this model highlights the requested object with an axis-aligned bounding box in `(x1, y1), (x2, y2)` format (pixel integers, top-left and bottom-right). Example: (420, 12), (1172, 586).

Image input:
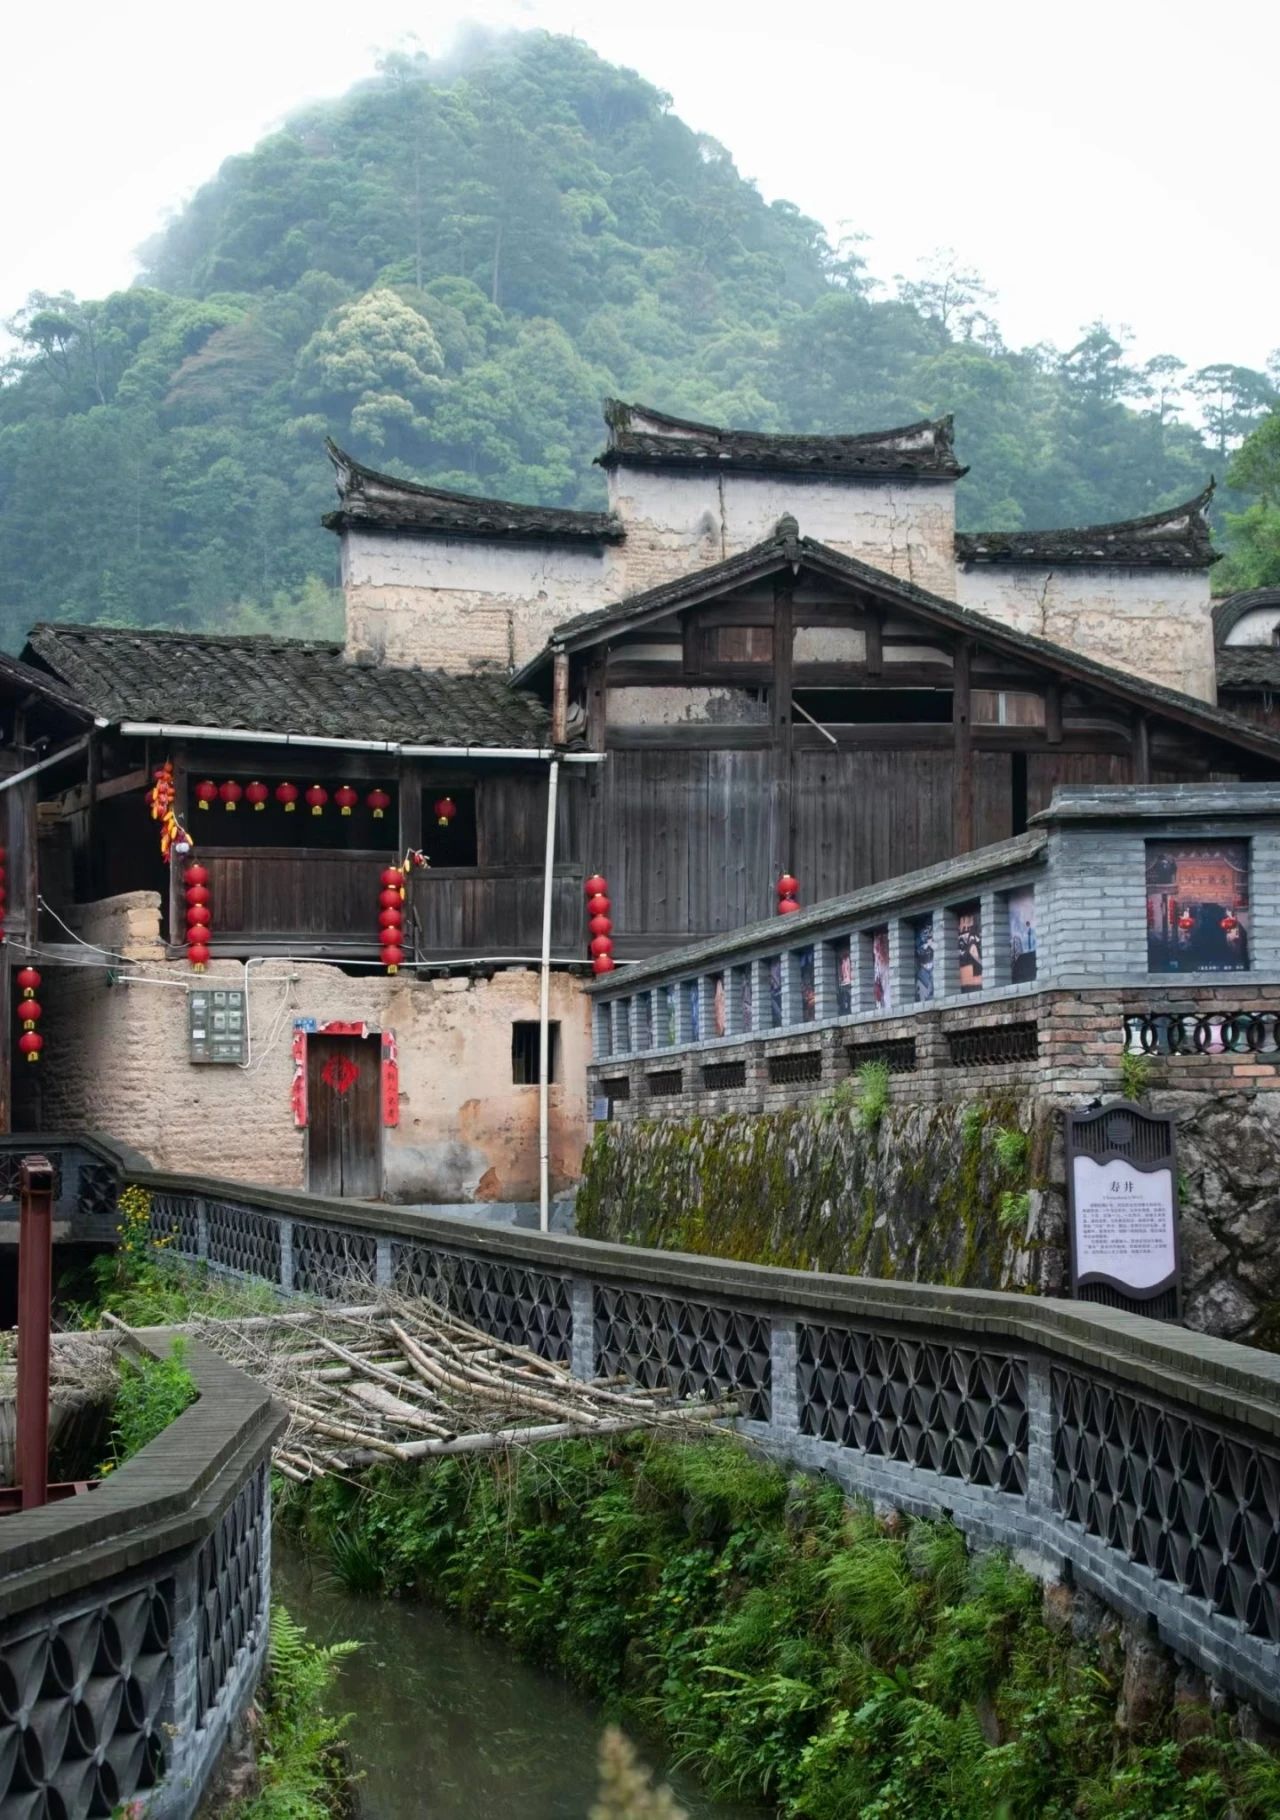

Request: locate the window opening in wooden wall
(512, 1020), (559, 1084)
(705, 625), (773, 664)
(792, 689), (952, 724)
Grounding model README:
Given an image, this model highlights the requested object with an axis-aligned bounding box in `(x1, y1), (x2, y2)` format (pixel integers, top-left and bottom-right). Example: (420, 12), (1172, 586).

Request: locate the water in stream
(273, 1547), (770, 1820)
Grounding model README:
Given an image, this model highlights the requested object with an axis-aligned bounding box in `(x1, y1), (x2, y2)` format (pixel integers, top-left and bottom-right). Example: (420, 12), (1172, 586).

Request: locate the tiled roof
(597, 400), (967, 479)
(22, 625), (552, 749)
(520, 524), (1280, 764)
(1213, 588), (1280, 644)
(322, 441), (623, 543)
(955, 487), (1216, 569)
(1217, 648), (1280, 691)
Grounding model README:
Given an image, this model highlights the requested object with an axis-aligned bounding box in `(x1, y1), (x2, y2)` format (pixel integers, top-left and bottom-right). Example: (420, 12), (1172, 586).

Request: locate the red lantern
(1221, 912), (1239, 933)
(18, 1031), (43, 1063)
(367, 788), (391, 820)
(219, 780), (243, 812)
(187, 943), (210, 971)
(379, 907), (403, 930)
(306, 785), (328, 817)
(380, 944), (405, 974)
(589, 914), (612, 937)
(433, 796), (457, 828)
(335, 784), (359, 817)
(185, 904), (211, 928)
(777, 874), (799, 897)
(379, 888), (402, 912)
(1178, 909), (1194, 931)
(17, 1001), (42, 1029)
(276, 781), (299, 813)
(586, 894), (610, 917)
(584, 874), (607, 897)
(184, 863), (208, 887)
(779, 898), (801, 915)
(16, 967), (41, 997)
(589, 934), (614, 958)
(185, 885), (211, 909)
(194, 780), (218, 811)
(245, 780), (269, 812)
(380, 867), (404, 889)
(592, 955), (616, 975)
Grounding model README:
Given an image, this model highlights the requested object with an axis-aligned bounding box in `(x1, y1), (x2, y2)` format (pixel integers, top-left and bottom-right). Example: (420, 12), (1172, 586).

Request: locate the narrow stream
(273, 1546), (770, 1820)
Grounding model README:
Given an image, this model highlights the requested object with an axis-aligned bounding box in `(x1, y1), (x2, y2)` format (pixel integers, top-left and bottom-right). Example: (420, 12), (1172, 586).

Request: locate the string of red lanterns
(16, 967), (42, 1063)
(585, 873), (614, 974)
(777, 873), (801, 915)
(193, 780), (399, 819)
(378, 866), (406, 974)
(185, 863), (212, 971)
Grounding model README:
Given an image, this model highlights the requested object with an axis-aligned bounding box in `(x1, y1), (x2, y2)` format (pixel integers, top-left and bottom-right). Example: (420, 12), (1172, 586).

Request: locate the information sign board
(1065, 1101), (1180, 1313)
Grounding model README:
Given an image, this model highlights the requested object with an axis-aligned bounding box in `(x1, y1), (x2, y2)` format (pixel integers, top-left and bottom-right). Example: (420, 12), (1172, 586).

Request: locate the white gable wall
(341, 529), (612, 673)
(956, 563), (1216, 703)
(604, 468), (957, 599)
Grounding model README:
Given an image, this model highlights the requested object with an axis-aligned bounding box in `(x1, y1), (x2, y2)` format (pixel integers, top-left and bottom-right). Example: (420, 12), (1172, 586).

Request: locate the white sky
(3, 0), (1275, 376)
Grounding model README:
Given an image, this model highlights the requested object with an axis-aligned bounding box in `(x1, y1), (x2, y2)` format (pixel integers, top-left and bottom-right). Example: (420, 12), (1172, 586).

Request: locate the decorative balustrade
(29, 1153), (1272, 1724)
(0, 1334), (282, 1820)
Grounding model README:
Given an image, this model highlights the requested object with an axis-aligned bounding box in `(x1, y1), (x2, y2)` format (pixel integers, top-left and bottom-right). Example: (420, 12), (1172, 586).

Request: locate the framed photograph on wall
(1146, 841), (1250, 974)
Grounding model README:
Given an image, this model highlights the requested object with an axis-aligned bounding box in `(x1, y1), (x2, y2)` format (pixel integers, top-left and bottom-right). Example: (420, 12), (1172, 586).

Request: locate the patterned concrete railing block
(81, 1161), (1280, 1723)
(0, 1335), (283, 1820)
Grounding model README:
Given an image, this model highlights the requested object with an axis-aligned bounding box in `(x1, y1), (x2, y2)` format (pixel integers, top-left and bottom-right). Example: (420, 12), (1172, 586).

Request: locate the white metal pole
(538, 758), (560, 1232)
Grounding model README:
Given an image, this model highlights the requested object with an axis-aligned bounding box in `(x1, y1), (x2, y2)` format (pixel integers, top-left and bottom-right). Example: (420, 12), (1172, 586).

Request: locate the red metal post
(16, 1154), (54, 1511)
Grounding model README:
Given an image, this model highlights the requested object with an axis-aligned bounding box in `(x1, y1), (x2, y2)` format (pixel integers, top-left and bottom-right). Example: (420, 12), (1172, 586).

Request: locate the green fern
(233, 1604), (359, 1819)
(992, 1126), (1029, 1174)
(998, 1189), (1032, 1234)
(854, 1060), (891, 1134)
(1119, 1050), (1152, 1101)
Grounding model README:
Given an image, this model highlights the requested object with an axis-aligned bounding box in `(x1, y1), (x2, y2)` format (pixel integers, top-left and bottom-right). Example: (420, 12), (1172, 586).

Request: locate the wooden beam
(585, 653), (608, 753)
(1134, 714), (1151, 784)
(1045, 683), (1063, 745)
(865, 611), (883, 678)
(551, 650), (569, 747)
(772, 576), (795, 880)
(952, 640), (974, 854)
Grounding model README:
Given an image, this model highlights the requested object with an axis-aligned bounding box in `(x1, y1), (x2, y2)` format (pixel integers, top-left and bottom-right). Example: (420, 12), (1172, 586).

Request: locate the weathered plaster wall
(604, 469), (958, 598)
(605, 684), (769, 727)
(340, 530), (612, 673)
(957, 564), (1216, 701)
(33, 893), (591, 1201)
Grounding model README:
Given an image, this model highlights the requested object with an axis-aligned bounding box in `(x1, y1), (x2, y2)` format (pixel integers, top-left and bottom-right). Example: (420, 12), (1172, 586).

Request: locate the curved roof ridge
(597, 400), (966, 480)
(1213, 586), (1280, 644)
(322, 439), (624, 544)
(956, 484), (1217, 569)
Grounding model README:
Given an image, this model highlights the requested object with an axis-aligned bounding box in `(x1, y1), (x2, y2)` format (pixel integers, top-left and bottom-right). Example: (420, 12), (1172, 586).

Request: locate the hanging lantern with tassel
(433, 796), (457, 829)
(585, 873), (614, 973)
(194, 779), (218, 812)
(276, 781), (299, 813)
(219, 780), (243, 813)
(185, 863), (212, 970)
(306, 784), (328, 817)
(245, 780), (269, 812)
(367, 787), (391, 820)
(16, 966), (42, 1063)
(335, 784), (359, 817)
(378, 865), (405, 974)
(777, 873), (801, 915)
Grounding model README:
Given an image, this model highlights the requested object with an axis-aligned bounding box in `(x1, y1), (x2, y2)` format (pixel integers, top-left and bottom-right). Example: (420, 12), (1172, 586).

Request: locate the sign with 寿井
(1065, 1102), (1180, 1310)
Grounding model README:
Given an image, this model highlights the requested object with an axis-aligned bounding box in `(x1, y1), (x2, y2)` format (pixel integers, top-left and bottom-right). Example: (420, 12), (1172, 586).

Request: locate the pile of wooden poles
(191, 1297), (732, 1483)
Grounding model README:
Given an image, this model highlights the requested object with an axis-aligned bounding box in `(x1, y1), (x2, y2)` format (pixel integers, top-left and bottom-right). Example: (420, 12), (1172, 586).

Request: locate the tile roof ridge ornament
(956, 482), (1218, 570)
(597, 400), (966, 480)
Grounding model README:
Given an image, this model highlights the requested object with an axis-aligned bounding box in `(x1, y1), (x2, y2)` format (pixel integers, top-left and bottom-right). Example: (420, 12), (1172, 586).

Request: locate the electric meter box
(188, 985), (247, 1065)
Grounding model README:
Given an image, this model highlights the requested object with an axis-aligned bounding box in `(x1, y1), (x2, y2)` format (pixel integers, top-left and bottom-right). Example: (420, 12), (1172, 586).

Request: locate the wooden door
(306, 1034), (382, 1199)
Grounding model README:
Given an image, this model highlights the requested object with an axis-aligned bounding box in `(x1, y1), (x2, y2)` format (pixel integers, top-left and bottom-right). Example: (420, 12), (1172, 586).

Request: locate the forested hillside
(1, 28), (1276, 646)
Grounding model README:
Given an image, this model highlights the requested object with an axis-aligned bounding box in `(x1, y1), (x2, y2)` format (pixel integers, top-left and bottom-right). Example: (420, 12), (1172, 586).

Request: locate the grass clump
(232, 1604), (357, 1819)
(854, 1058), (891, 1133)
(277, 1434), (1276, 1818)
(108, 1337), (197, 1465)
(1119, 1050), (1153, 1102)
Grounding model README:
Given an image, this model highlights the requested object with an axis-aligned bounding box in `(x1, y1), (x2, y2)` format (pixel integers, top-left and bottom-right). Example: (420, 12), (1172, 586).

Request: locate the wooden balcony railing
(185, 850), (584, 961)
